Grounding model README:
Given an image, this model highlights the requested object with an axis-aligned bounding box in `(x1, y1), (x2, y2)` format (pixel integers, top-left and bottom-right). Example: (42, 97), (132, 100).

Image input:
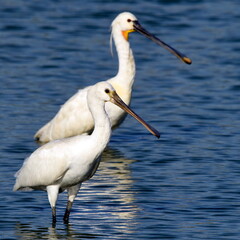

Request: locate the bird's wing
(34, 86), (94, 143)
(14, 140), (73, 190)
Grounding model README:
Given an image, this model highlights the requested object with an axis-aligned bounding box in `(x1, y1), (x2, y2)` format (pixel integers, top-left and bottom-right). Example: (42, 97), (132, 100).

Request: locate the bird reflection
(14, 222), (99, 239)
(71, 147), (139, 231)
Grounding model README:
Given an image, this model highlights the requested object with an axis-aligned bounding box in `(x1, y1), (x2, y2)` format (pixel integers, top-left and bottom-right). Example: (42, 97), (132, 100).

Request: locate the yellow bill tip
(183, 57), (192, 65)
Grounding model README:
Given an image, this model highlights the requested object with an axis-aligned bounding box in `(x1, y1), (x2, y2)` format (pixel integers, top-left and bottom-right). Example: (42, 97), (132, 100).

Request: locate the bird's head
(111, 12), (192, 64)
(88, 81), (160, 139)
(111, 12), (138, 41)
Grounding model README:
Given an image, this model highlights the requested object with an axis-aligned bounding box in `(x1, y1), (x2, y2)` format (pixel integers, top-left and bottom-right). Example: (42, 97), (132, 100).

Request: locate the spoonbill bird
(14, 81), (160, 225)
(34, 12), (191, 143)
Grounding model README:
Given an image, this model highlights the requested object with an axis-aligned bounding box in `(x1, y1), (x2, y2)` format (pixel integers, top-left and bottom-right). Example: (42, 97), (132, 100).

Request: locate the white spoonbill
(34, 12), (191, 143)
(14, 81), (160, 225)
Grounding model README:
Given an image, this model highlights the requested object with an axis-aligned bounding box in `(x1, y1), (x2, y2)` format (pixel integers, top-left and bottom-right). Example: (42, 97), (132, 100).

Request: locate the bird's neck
(89, 100), (112, 150)
(110, 28), (136, 88)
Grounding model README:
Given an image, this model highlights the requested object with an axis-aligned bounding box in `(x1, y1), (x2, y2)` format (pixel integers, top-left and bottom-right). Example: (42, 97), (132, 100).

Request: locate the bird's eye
(105, 89), (110, 93)
(127, 19), (132, 22)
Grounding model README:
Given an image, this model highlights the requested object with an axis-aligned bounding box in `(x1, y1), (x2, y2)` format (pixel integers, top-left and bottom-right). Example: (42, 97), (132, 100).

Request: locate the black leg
(63, 200), (73, 224)
(52, 206), (57, 227)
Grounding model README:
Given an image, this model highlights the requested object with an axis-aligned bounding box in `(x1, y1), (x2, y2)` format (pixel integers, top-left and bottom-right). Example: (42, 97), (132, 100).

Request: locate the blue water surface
(1, 0), (240, 239)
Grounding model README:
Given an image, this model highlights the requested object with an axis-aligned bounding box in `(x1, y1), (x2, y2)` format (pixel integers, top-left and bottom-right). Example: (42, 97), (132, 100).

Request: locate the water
(1, 0), (240, 239)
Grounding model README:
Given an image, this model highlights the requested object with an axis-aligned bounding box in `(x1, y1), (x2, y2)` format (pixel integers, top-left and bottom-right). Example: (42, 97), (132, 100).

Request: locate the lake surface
(1, 0), (240, 239)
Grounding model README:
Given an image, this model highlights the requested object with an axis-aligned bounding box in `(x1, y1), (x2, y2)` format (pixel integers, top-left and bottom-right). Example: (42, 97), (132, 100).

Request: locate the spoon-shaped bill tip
(183, 56), (192, 65)
(149, 126), (161, 139)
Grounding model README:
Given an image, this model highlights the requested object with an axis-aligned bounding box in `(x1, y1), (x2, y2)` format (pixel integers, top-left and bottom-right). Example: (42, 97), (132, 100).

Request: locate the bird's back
(34, 86), (93, 143)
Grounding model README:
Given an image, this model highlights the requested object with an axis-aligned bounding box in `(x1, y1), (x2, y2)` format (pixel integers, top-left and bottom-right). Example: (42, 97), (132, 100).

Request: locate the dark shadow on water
(14, 222), (102, 239)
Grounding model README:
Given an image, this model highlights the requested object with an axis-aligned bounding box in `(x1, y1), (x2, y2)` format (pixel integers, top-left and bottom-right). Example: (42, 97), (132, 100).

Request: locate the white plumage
(34, 12), (191, 143)
(14, 81), (160, 225)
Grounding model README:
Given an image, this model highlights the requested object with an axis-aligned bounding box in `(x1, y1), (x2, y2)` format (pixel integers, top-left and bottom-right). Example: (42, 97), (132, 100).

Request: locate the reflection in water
(73, 147), (139, 233)
(14, 222), (99, 239)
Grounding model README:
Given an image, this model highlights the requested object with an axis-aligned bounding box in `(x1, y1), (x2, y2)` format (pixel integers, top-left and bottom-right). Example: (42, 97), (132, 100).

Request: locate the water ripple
(1, 0), (240, 239)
